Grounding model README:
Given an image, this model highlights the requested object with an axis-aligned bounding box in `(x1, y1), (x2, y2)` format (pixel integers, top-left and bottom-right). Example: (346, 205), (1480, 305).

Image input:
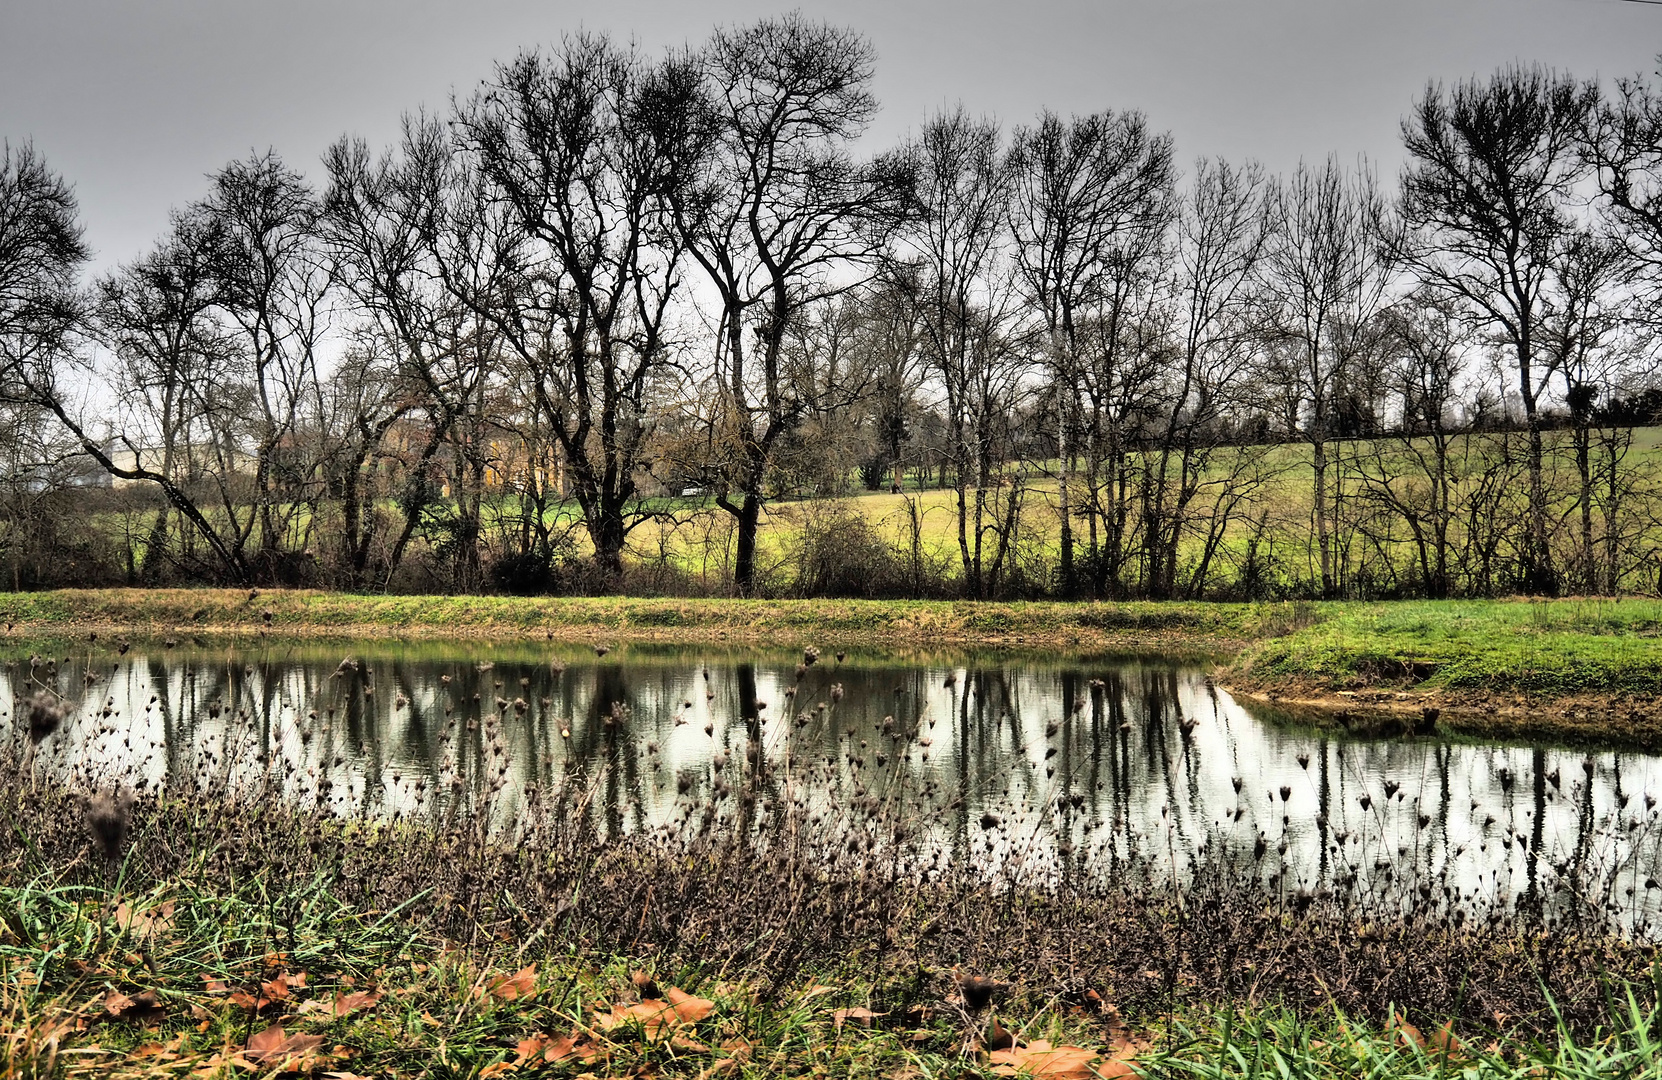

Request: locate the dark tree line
(3, 28), (1662, 600)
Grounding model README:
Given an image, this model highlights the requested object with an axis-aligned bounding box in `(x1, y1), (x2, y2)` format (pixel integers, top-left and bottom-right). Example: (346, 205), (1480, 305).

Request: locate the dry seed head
(87, 789), (134, 860)
(24, 690), (69, 744)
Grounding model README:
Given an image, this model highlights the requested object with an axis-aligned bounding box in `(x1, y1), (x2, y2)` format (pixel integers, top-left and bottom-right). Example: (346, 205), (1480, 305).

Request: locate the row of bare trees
(2, 22), (1662, 599)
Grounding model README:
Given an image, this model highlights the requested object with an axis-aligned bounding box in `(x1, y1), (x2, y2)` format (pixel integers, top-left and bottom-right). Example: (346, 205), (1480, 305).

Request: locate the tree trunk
(732, 493), (761, 596)
(1312, 437), (1333, 598)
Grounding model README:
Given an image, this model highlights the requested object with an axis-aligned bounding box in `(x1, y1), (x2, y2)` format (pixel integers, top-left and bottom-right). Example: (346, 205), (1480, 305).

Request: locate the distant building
(102, 441), (250, 489)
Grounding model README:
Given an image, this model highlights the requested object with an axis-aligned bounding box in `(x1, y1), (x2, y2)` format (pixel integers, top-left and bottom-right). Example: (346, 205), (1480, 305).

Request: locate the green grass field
(77, 424), (1662, 602)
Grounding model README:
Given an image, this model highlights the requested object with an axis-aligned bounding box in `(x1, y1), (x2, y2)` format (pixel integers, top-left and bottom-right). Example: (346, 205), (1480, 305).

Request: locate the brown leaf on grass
(103, 989), (165, 1022)
(990, 1040), (1135, 1079)
(232, 970), (309, 1012)
(832, 1006), (883, 1031)
(331, 990), (382, 1018)
(263, 970), (305, 1000)
(1428, 1023), (1463, 1057)
(113, 901), (175, 940)
(1102, 1004), (1129, 1046)
(1390, 1011), (1461, 1059)
(665, 987), (715, 1024)
(514, 1032), (601, 1067)
(131, 1035), (184, 1061)
(487, 965), (536, 1001)
(240, 1024), (326, 1069)
(1101, 1003), (1150, 1058)
(201, 975), (229, 995)
(1389, 1009), (1424, 1048)
(477, 1063), (516, 1079)
(594, 988), (716, 1042)
(694, 1037), (753, 1080)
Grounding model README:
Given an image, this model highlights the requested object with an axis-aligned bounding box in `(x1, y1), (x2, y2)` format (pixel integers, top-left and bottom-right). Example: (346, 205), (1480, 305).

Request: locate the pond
(11, 641), (1662, 933)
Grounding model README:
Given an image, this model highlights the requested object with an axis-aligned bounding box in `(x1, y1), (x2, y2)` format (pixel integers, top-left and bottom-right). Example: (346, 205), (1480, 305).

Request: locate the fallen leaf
(991, 1040), (1132, 1079)
(516, 1032), (601, 1066)
(114, 901), (176, 940)
(477, 1063), (516, 1079)
(1428, 1022), (1462, 1057)
(1389, 1008), (1453, 1056)
(233, 971), (309, 1012)
(832, 1006), (883, 1031)
(103, 989), (165, 1022)
(695, 1038), (753, 1080)
(331, 990), (382, 1017)
(487, 966), (537, 1001)
(241, 1024), (326, 1069)
(131, 1035), (185, 1061)
(595, 990), (715, 1042)
(666, 987), (715, 1024)
(201, 975), (229, 995)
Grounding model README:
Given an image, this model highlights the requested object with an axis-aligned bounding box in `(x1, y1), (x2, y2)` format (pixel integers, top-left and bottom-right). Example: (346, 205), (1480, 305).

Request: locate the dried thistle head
(954, 970), (1003, 1012)
(23, 691), (69, 744)
(87, 789), (134, 861)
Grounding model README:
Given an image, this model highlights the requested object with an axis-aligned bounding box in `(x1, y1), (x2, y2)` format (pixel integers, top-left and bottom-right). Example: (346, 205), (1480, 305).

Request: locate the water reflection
(11, 643), (1662, 931)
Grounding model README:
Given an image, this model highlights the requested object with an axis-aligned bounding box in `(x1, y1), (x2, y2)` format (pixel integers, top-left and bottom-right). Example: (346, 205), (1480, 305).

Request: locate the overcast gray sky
(1, 0), (1657, 271)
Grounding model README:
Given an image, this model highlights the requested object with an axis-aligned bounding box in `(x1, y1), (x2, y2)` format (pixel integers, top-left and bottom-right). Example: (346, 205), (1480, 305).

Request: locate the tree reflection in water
(14, 642), (1662, 934)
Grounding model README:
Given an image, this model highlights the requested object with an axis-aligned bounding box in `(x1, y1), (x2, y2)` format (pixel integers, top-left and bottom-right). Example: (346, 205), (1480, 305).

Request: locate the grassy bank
(13, 589), (1662, 734)
(0, 588), (1271, 649)
(1234, 597), (1662, 696)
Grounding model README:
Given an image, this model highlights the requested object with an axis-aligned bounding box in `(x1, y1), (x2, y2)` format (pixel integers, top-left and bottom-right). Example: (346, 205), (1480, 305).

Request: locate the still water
(12, 642), (1662, 928)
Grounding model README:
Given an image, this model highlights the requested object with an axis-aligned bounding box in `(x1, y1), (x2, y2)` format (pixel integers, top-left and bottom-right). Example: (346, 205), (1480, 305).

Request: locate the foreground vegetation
(8, 699), (1662, 1077)
(11, 877), (1662, 1079)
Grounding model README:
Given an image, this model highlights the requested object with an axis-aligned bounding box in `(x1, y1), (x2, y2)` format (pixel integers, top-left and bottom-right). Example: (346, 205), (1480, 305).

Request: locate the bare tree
(904, 107), (1031, 598)
(1007, 108), (1176, 595)
(1138, 158), (1273, 599)
(91, 207), (249, 581)
(21, 151), (274, 584)
(0, 142), (85, 380)
(1585, 66), (1662, 291)
(1400, 64), (1600, 594)
(197, 152), (332, 576)
(324, 116), (516, 591)
(0, 143), (100, 588)
(459, 35), (689, 584)
(1353, 292), (1473, 598)
(1258, 156), (1394, 597)
(657, 14), (909, 594)
(1542, 229), (1639, 592)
